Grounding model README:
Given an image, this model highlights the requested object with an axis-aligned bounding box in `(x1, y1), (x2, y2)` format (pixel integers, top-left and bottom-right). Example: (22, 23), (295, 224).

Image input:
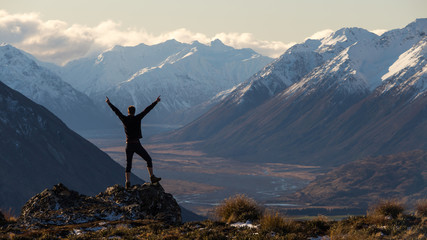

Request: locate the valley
(78, 127), (322, 217)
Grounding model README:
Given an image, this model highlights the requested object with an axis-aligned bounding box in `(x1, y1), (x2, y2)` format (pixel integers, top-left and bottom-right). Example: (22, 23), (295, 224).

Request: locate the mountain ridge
(0, 80), (143, 213)
(0, 44), (114, 130)
(156, 19), (427, 167)
(50, 39), (273, 125)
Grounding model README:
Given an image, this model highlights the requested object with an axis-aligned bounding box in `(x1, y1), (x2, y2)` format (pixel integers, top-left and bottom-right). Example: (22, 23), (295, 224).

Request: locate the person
(106, 96), (162, 188)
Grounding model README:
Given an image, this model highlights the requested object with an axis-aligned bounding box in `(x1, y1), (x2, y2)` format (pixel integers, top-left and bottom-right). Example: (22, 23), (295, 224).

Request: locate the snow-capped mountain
(53, 39), (273, 124)
(0, 44), (114, 130)
(161, 19), (427, 166)
(0, 80), (143, 213)
(57, 40), (189, 95)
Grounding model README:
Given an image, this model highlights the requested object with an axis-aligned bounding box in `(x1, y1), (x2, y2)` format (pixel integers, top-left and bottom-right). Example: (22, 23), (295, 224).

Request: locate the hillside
(0, 44), (114, 130)
(290, 150), (427, 208)
(0, 80), (143, 213)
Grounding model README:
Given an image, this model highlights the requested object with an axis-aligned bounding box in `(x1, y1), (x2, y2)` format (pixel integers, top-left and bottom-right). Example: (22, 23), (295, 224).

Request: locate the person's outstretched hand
(106, 96), (110, 103)
(156, 96), (161, 103)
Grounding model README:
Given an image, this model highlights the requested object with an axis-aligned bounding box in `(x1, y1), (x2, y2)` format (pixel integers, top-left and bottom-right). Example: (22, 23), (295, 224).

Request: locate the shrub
(415, 199), (427, 217)
(369, 199), (405, 219)
(304, 215), (332, 236)
(215, 194), (262, 223)
(259, 210), (299, 234)
(0, 208), (17, 223)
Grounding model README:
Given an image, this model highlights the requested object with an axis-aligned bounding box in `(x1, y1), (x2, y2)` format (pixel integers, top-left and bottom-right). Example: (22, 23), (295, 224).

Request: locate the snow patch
(382, 40), (427, 80)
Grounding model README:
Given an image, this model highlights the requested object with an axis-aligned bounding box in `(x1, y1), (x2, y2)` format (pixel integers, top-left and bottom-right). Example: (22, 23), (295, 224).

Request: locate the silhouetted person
(106, 96), (161, 188)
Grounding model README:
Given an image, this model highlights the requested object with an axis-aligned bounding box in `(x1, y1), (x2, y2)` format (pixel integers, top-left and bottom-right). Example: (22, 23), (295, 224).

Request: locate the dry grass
(0, 208), (17, 222)
(368, 199), (405, 219)
(415, 199), (427, 217)
(259, 210), (300, 234)
(1, 198), (426, 240)
(214, 194), (262, 223)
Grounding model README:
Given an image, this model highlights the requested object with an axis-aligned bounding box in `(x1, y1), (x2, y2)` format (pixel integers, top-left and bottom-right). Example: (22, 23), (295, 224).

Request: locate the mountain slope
(159, 19), (427, 166)
(54, 40), (273, 125)
(0, 44), (114, 130)
(291, 150), (427, 207)
(0, 80), (143, 213)
(163, 27), (379, 141)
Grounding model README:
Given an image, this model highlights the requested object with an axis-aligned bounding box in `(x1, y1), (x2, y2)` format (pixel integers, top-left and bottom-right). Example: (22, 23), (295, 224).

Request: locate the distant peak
(324, 27), (378, 44)
(163, 39), (188, 47)
(209, 39), (234, 51)
(0, 43), (15, 50)
(190, 40), (203, 46)
(210, 39), (225, 46)
(405, 18), (427, 33)
(0, 43), (25, 56)
(164, 39), (180, 44)
(334, 27), (374, 37)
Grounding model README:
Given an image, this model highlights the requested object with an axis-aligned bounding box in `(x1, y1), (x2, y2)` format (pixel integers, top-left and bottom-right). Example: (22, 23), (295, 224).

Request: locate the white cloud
(213, 32), (294, 58)
(370, 29), (388, 36)
(0, 10), (292, 65)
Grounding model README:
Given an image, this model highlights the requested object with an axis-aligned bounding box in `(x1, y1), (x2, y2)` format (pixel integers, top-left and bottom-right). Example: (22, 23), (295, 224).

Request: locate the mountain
(0, 44), (114, 130)
(290, 150), (427, 208)
(159, 19), (427, 166)
(0, 80), (143, 213)
(53, 39), (273, 125)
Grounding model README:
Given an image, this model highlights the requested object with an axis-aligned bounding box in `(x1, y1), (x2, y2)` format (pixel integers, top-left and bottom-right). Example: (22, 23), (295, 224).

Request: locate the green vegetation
(1, 197), (426, 239)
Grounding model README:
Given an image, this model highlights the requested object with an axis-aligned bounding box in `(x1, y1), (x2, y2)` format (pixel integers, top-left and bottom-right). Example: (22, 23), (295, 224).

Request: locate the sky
(0, 0), (426, 65)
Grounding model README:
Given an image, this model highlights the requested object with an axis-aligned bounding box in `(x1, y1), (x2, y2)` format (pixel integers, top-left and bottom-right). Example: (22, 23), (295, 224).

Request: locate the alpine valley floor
(78, 127), (323, 217)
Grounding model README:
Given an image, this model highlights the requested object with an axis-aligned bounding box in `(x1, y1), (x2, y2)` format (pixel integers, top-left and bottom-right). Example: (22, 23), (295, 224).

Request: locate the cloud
(213, 32), (294, 58)
(305, 29), (334, 40)
(370, 29), (388, 36)
(0, 10), (292, 65)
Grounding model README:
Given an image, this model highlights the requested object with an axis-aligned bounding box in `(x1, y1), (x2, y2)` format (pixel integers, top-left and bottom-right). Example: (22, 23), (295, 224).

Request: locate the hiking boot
(125, 181), (131, 189)
(150, 175), (161, 183)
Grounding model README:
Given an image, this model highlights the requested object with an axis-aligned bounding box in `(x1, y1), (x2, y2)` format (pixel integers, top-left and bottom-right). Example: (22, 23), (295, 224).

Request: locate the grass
(416, 199), (427, 217)
(259, 210), (299, 234)
(368, 199), (405, 219)
(1, 198), (426, 239)
(0, 208), (17, 223)
(214, 194), (263, 223)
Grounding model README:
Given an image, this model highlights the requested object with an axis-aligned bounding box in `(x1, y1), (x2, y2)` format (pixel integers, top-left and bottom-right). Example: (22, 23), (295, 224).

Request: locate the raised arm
(106, 96), (125, 120)
(137, 96), (161, 119)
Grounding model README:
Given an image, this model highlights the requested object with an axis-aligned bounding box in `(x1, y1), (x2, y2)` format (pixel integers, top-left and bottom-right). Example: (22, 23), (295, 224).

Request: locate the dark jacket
(107, 100), (158, 141)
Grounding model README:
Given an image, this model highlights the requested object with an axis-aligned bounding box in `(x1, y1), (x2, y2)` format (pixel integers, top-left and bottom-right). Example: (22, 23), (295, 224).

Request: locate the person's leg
(125, 171), (131, 181)
(135, 143), (161, 183)
(125, 144), (135, 188)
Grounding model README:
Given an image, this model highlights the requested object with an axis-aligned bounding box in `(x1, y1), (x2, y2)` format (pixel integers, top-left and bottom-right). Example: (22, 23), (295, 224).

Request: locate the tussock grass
(259, 210), (299, 234)
(214, 194), (262, 223)
(368, 199), (405, 219)
(0, 208), (17, 222)
(415, 199), (427, 217)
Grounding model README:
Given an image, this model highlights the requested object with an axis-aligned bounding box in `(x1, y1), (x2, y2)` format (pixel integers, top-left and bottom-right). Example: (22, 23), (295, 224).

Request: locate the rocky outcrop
(19, 183), (181, 227)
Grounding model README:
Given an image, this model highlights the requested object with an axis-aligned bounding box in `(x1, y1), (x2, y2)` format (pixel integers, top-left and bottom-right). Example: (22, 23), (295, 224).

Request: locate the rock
(19, 183), (181, 227)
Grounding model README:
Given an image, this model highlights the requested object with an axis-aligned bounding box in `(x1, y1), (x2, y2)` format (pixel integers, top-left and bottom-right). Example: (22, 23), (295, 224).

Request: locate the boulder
(19, 183), (181, 227)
